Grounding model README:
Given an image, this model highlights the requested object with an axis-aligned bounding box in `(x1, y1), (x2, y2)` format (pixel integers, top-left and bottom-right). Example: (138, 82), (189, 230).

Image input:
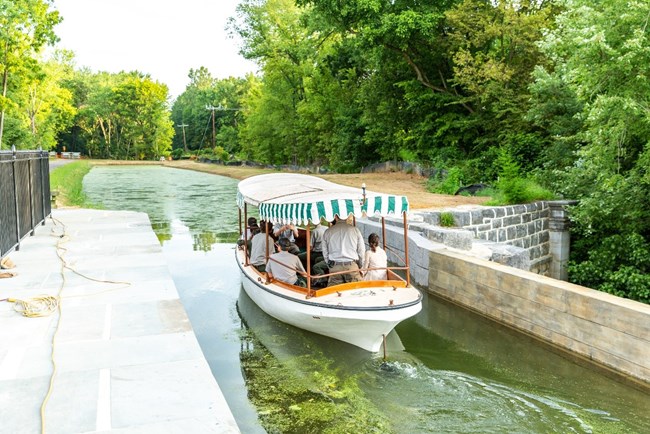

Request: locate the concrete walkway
(0, 209), (241, 433)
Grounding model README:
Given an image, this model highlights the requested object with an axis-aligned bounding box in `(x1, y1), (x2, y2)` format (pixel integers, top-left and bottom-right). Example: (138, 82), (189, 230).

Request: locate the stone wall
(414, 202), (552, 275)
(355, 217), (650, 390)
(428, 249), (650, 389)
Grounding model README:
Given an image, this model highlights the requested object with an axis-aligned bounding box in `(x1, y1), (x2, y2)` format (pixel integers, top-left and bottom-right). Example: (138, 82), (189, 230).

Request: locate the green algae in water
(239, 327), (392, 434)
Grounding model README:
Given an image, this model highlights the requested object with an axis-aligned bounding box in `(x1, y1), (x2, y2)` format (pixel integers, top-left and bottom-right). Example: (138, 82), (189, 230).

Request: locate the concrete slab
(0, 209), (241, 433)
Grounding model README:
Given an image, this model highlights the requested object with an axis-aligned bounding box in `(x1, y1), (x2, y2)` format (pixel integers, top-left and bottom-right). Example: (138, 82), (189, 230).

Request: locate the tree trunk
(0, 42), (9, 149)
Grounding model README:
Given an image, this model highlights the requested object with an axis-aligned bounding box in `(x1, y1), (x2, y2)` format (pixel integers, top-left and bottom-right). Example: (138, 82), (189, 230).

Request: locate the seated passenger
(237, 217), (258, 248)
(272, 222), (300, 254)
(361, 233), (388, 281)
(298, 221), (327, 268)
(249, 221), (275, 272)
(266, 237), (307, 287)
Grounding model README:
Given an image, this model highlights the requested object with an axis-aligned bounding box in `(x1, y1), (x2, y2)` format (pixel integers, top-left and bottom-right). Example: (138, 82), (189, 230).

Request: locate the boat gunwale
(236, 249), (422, 313)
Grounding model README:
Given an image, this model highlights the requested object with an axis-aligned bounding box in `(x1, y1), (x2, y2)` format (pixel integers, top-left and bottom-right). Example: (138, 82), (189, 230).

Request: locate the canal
(83, 165), (650, 433)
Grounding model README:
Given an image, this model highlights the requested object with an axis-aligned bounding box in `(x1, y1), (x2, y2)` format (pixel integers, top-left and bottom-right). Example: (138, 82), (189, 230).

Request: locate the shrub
(170, 148), (183, 160)
(440, 212), (455, 227)
(569, 233), (650, 303)
(427, 167), (464, 194)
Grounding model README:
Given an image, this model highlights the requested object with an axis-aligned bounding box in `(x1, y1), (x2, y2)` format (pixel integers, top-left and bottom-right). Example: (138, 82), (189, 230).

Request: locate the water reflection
(83, 165), (240, 250)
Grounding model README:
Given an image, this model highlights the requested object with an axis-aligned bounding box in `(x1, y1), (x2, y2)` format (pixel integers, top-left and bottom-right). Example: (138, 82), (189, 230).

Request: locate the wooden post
(381, 217), (386, 250)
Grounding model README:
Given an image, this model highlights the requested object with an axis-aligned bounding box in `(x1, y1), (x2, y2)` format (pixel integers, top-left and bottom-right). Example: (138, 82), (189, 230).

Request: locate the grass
(440, 212), (455, 227)
(49, 160), (95, 207)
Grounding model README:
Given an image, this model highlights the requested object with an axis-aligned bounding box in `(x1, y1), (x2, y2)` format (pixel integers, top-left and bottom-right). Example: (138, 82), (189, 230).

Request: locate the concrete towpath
(0, 209), (241, 433)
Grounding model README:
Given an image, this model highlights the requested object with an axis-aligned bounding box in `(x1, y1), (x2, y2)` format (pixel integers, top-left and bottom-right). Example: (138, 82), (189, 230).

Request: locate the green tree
(62, 70), (173, 159)
(0, 0), (61, 148)
(171, 68), (248, 157)
(535, 0), (650, 300)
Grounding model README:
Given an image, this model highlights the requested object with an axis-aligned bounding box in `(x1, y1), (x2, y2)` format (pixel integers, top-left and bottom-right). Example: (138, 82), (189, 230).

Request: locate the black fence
(0, 149), (51, 259)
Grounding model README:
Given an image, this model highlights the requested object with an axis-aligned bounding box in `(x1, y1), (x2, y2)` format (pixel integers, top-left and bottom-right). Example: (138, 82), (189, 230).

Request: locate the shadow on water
(83, 165), (650, 434)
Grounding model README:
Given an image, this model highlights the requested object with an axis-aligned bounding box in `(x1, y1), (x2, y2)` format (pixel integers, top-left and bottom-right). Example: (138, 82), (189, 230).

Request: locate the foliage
(61, 70), (174, 160)
(170, 69), (249, 155)
(427, 167), (463, 195)
(569, 234), (650, 303)
(440, 212), (455, 227)
(534, 0), (650, 297)
(0, 0), (63, 149)
(49, 160), (94, 207)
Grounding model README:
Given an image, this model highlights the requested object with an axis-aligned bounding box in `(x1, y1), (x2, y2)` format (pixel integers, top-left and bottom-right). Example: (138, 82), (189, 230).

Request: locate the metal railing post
(11, 146), (20, 251)
(40, 148), (46, 225)
(28, 153), (35, 235)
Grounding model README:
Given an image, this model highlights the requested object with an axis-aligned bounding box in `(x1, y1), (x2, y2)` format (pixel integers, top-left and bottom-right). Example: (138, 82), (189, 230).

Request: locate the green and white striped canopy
(236, 173), (409, 224)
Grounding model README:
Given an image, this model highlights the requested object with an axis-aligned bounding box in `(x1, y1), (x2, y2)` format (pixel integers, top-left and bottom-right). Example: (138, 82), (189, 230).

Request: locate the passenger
(237, 217), (258, 248)
(298, 221), (327, 268)
(321, 215), (365, 286)
(266, 237), (307, 287)
(249, 221), (275, 272)
(361, 233), (388, 281)
(273, 222), (300, 254)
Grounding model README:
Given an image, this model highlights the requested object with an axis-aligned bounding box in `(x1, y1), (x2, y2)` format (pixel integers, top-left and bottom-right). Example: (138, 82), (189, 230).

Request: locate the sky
(52, 0), (258, 99)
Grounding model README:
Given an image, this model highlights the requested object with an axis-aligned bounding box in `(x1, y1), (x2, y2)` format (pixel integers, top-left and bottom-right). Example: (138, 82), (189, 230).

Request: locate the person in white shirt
(266, 237), (307, 286)
(361, 233), (388, 281)
(322, 215), (365, 285)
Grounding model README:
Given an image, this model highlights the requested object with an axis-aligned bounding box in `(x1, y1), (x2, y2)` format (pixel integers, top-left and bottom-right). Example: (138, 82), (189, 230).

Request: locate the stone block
(516, 224), (527, 238)
(420, 212), (440, 226)
(504, 215), (522, 226)
(452, 211), (471, 227)
(514, 205), (526, 214)
(540, 231), (549, 243)
(489, 244), (530, 270)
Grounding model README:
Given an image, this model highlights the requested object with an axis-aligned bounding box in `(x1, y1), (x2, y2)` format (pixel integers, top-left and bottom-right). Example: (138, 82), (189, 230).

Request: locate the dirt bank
(91, 159), (489, 210)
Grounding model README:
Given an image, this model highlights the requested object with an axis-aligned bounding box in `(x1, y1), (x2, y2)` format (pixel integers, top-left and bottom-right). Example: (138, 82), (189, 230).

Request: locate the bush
(485, 178), (555, 205)
(440, 212), (455, 227)
(569, 233), (650, 303)
(427, 167), (464, 194)
(170, 148), (183, 160)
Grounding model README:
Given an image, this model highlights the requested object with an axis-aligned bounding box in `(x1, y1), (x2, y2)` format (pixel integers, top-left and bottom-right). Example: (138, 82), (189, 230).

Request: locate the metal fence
(0, 148), (51, 259)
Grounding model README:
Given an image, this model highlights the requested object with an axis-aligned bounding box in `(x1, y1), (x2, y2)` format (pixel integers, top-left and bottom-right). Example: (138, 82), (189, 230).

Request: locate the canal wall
(356, 217), (650, 390)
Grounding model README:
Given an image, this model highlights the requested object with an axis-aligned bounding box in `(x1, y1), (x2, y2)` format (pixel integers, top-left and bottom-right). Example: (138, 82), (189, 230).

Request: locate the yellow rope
(8, 295), (59, 317)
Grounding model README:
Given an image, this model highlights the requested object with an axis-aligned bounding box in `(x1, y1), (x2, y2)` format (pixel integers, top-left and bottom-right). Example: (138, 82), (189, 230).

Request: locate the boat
(235, 173), (422, 352)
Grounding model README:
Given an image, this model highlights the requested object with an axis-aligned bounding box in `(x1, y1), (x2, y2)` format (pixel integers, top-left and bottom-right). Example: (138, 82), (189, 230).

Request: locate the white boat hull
(237, 250), (422, 352)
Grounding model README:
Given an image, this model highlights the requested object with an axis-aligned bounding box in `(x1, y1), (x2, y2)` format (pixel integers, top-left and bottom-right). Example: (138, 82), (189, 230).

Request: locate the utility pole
(206, 105), (217, 151)
(206, 104), (241, 152)
(177, 124), (188, 152)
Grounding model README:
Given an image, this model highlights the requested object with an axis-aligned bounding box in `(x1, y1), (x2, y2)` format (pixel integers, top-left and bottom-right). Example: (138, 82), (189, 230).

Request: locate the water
(83, 165), (650, 433)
